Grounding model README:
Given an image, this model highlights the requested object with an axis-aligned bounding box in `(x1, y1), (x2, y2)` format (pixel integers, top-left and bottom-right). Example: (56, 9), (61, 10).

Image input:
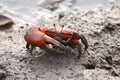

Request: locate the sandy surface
(0, 0), (120, 80)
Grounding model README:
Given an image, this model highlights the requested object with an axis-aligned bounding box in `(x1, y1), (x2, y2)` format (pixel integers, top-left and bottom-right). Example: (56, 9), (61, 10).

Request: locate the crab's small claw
(79, 34), (88, 50)
(45, 35), (65, 49)
(40, 44), (61, 54)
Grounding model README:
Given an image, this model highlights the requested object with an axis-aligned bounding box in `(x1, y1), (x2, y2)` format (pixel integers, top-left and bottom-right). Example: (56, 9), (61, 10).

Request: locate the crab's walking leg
(77, 42), (82, 59)
(29, 45), (35, 54)
(26, 43), (35, 55)
(79, 34), (88, 50)
(26, 43), (30, 50)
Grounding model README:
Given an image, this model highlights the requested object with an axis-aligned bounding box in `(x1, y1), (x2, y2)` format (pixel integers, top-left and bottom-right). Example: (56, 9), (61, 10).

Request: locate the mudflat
(0, 0), (120, 80)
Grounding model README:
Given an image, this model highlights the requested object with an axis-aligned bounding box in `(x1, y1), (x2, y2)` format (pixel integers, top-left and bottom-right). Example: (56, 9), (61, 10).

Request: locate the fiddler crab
(24, 24), (88, 59)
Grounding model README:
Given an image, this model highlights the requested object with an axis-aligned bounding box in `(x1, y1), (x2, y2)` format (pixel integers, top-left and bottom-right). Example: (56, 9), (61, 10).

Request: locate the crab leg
(79, 34), (88, 50)
(29, 45), (35, 54)
(77, 42), (82, 59)
(26, 43), (30, 50)
(26, 43), (35, 55)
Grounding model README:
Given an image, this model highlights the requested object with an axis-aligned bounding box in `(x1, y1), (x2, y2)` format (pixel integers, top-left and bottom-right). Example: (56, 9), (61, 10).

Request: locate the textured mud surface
(0, 0), (120, 80)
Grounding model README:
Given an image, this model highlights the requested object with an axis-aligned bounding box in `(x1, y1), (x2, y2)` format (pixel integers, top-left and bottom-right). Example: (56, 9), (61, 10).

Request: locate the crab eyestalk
(60, 25), (64, 32)
(53, 24), (57, 31)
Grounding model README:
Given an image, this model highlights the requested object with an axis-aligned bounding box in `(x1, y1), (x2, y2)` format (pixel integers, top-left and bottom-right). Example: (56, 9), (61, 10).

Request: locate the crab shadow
(26, 50), (84, 69)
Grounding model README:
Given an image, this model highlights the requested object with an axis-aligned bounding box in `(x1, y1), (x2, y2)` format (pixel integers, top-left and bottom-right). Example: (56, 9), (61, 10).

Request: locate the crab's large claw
(79, 34), (88, 50)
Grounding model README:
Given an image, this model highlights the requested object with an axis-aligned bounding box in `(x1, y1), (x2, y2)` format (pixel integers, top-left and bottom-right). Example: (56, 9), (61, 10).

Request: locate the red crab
(39, 24), (88, 58)
(24, 27), (66, 55)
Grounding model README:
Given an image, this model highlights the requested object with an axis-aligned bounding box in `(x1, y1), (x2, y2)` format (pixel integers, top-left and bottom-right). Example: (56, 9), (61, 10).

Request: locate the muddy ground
(0, 0), (120, 80)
